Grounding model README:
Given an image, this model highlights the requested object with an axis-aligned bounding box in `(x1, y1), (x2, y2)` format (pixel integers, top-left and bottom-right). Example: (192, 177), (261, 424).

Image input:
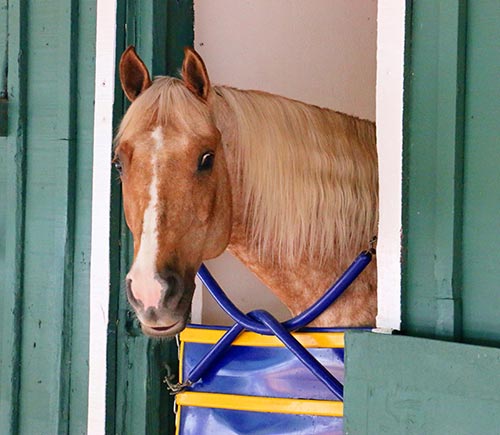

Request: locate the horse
(114, 46), (378, 338)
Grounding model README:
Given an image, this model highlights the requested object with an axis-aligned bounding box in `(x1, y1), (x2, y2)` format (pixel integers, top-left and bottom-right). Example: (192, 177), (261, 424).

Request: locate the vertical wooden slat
(0, 0), (8, 136)
(432, 1), (466, 339)
(402, 0), (467, 340)
(18, 1), (75, 430)
(67, 1), (96, 433)
(0, 0), (7, 95)
(0, 1), (95, 433)
(0, 0), (28, 432)
(461, 0), (500, 345)
(58, 1), (80, 432)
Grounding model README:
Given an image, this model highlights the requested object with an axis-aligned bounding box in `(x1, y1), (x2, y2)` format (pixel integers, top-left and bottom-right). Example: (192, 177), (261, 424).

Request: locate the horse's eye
(197, 152), (215, 172)
(113, 158), (123, 175)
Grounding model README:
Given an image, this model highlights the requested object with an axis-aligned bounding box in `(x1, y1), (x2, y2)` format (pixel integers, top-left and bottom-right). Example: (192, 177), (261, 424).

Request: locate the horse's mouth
(141, 321), (184, 338)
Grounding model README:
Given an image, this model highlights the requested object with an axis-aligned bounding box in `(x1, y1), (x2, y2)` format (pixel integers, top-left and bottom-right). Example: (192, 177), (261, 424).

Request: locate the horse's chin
(140, 318), (187, 338)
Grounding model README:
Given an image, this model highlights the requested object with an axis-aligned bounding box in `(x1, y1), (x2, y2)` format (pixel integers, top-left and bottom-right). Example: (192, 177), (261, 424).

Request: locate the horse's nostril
(165, 275), (178, 291)
(155, 270), (185, 310)
(157, 270), (181, 294)
(126, 278), (142, 308)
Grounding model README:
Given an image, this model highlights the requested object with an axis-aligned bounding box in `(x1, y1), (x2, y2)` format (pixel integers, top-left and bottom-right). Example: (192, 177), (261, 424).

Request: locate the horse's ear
(119, 46), (152, 102)
(182, 47), (210, 101)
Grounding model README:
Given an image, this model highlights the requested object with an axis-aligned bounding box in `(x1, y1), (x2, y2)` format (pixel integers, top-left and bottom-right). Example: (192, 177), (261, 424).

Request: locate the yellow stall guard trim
(176, 391), (343, 418)
(180, 328), (344, 348)
(175, 405), (182, 435)
(178, 341), (185, 383)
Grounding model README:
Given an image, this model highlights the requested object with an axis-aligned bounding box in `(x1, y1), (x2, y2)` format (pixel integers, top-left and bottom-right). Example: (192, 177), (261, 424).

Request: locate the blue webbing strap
(170, 249), (373, 399)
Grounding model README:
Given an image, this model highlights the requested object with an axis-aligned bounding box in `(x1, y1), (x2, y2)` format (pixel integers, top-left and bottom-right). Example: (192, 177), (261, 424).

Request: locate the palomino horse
(115, 46), (378, 338)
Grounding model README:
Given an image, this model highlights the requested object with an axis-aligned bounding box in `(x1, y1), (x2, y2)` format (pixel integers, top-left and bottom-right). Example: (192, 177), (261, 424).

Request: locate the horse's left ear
(119, 46), (152, 102)
(182, 47), (210, 101)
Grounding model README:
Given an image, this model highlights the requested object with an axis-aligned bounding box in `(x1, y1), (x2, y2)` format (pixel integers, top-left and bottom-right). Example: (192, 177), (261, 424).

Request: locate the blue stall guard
(175, 325), (345, 435)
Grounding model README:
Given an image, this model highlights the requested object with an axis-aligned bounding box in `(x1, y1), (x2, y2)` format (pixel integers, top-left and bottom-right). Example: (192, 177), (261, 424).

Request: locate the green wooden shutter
(105, 2), (194, 434)
(345, 1), (500, 433)
(345, 332), (500, 435)
(460, 0), (500, 345)
(401, 0), (500, 345)
(0, 1), (96, 433)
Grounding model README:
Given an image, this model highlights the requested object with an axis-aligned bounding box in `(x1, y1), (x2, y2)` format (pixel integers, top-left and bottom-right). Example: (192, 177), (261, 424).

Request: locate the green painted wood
(0, 1), (28, 433)
(0, 99), (7, 136)
(0, 136), (6, 276)
(346, 1), (500, 432)
(346, 0), (500, 431)
(344, 331), (500, 435)
(0, 132), (14, 430)
(0, 0), (7, 135)
(402, 0), (467, 341)
(0, 1), (96, 434)
(460, 0), (500, 346)
(402, 0), (500, 346)
(0, 0), (6, 86)
(106, 1), (194, 434)
(66, 2), (96, 434)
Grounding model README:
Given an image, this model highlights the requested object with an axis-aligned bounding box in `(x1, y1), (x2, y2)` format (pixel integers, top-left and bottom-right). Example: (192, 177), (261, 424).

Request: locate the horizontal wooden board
(345, 331), (500, 435)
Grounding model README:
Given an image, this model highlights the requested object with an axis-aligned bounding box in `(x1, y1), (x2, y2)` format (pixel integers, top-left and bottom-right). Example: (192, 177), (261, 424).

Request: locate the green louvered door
(345, 1), (500, 433)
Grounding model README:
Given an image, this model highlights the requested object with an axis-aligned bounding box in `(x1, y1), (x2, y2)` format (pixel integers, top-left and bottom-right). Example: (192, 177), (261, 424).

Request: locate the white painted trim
(87, 0), (117, 433)
(375, 0), (406, 330)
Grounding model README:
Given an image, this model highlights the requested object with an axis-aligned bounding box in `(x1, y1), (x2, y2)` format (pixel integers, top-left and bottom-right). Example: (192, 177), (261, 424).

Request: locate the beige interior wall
(193, 0), (378, 325)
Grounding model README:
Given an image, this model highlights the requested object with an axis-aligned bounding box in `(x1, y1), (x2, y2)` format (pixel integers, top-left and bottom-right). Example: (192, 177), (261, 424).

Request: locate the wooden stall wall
(345, 1), (500, 433)
(0, 1), (96, 433)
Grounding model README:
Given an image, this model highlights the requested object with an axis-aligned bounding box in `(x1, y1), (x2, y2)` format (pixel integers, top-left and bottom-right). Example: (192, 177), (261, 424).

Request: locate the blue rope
(182, 322), (244, 386)
(197, 249), (374, 334)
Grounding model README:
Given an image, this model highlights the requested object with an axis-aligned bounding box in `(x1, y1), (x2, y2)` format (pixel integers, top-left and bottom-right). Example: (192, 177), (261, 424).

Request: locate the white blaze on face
(126, 127), (164, 309)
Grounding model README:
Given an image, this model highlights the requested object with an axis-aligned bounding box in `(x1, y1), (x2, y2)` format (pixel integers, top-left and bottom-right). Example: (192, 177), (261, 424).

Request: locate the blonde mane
(118, 77), (378, 267)
(214, 86), (378, 266)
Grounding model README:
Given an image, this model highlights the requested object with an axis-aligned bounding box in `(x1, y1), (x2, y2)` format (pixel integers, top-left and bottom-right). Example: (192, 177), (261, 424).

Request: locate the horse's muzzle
(125, 271), (194, 337)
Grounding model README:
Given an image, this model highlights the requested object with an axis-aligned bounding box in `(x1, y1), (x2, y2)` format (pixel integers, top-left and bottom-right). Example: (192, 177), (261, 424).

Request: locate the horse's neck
(212, 88), (377, 328)
(226, 234), (377, 328)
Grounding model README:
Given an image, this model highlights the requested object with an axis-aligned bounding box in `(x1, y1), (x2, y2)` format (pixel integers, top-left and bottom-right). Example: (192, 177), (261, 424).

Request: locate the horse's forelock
(116, 76), (211, 146)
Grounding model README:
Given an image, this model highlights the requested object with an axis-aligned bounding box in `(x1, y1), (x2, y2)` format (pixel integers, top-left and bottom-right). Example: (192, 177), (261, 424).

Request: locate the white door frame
(87, 0), (117, 433)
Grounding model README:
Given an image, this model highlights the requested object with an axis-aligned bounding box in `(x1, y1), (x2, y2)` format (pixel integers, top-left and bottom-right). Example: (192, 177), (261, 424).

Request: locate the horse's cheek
(121, 184), (139, 237)
(194, 192), (214, 224)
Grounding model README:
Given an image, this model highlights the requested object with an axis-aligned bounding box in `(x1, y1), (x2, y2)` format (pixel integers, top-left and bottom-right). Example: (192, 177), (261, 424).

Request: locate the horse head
(115, 47), (232, 337)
